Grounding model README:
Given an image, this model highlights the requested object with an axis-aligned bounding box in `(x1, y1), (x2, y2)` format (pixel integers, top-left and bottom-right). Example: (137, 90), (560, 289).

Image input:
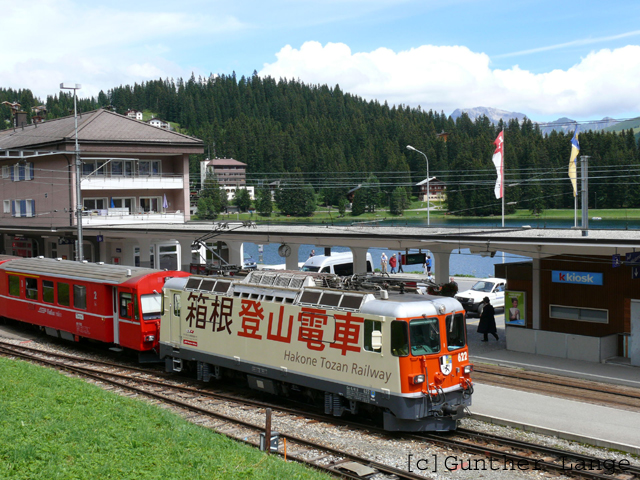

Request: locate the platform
(467, 313), (640, 455)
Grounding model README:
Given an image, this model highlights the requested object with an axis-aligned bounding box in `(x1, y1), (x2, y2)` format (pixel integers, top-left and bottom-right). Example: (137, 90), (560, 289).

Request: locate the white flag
(492, 131), (504, 199)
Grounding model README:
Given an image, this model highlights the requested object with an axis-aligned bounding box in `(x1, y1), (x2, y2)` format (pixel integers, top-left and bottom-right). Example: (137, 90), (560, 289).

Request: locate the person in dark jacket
(477, 296), (499, 342)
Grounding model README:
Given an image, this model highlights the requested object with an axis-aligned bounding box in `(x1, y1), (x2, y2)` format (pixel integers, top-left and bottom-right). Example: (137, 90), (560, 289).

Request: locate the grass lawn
(0, 357), (329, 480)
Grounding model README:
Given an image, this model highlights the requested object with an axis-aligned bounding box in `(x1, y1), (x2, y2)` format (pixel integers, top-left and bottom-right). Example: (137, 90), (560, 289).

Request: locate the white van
(300, 252), (373, 276)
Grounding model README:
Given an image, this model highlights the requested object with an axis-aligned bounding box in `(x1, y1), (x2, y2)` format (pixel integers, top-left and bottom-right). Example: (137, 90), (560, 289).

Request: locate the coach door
(117, 287), (138, 350)
(112, 286), (120, 346)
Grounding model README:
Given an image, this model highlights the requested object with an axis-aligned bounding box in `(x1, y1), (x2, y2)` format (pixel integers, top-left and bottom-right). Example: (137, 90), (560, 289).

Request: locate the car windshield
(301, 265), (320, 272)
(410, 317), (441, 355)
(140, 293), (162, 320)
(472, 281), (495, 292)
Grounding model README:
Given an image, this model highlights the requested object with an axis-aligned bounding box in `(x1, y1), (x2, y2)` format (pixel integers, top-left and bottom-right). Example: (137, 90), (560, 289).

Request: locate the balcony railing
(81, 209), (185, 225)
(81, 173), (185, 190)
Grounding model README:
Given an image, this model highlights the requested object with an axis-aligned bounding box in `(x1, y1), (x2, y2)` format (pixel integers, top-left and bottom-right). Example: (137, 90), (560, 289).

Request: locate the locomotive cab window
(173, 294), (181, 317)
(390, 320), (409, 357)
(446, 313), (466, 351)
(43, 280), (54, 304)
(8, 275), (20, 297)
(364, 320), (382, 352)
(58, 283), (70, 306)
(410, 317), (441, 355)
(140, 293), (162, 320)
(74, 285), (87, 310)
(25, 278), (38, 300)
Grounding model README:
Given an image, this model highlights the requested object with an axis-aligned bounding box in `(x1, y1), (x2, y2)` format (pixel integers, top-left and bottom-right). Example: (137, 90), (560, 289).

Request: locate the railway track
(473, 363), (640, 411)
(2, 339), (639, 480)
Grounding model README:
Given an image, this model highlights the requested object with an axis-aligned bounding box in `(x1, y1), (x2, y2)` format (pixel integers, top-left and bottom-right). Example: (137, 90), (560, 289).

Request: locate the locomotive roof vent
(97, 262), (104, 265)
(56, 257), (62, 261)
(126, 269), (132, 277)
(37, 256), (44, 259)
(380, 290), (389, 300)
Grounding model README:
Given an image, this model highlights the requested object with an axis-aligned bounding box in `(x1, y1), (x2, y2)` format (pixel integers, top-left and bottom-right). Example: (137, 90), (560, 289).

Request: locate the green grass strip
(0, 357), (329, 480)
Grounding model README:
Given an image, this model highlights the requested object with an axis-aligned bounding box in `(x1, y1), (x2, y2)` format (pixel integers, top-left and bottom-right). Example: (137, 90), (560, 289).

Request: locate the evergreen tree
(255, 187), (273, 217)
(234, 188), (252, 212)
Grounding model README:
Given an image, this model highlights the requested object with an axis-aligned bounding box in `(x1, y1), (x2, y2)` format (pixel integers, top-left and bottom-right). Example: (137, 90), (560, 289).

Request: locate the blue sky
(4, 0), (640, 122)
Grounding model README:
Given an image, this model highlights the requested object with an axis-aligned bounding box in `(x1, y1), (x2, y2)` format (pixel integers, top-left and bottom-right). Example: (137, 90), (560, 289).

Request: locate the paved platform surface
(466, 309), (640, 455)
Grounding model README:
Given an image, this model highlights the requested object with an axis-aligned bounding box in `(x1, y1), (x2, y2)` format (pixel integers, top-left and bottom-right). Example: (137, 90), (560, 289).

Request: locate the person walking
(425, 255), (432, 274)
(380, 252), (388, 276)
(389, 254), (397, 274)
(309, 249), (315, 258)
(397, 252), (404, 273)
(477, 297), (499, 342)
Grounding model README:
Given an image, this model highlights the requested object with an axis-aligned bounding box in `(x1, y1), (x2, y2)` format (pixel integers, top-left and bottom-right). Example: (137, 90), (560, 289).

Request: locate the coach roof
(0, 258), (161, 284)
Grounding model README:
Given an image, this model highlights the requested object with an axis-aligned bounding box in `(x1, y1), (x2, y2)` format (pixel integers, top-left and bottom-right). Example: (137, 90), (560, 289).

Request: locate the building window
(84, 198), (107, 210)
(11, 200), (36, 217)
(139, 197), (159, 213)
(549, 305), (609, 324)
(3, 200), (10, 214)
(2, 165), (9, 178)
(138, 160), (161, 176)
(112, 160), (133, 176)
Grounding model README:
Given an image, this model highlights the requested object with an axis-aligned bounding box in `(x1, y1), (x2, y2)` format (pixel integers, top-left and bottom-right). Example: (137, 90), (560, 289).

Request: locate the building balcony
(81, 174), (185, 191)
(81, 209), (185, 225)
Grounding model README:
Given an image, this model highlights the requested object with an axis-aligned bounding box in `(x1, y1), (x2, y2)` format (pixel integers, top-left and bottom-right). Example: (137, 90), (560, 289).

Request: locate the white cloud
(260, 41), (640, 119)
(0, 1), (245, 98)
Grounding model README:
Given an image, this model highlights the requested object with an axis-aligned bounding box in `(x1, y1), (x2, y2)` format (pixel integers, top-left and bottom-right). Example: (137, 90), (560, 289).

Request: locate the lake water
(243, 243), (527, 279)
(242, 216), (637, 278)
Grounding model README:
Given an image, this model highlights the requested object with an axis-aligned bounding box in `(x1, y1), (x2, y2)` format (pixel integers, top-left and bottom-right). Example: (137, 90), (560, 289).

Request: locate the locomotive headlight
(411, 374), (425, 385)
(144, 335), (156, 342)
(463, 365), (473, 374)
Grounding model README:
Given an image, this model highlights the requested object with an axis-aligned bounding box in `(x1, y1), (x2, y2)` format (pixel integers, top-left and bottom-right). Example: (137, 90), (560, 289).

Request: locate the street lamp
(406, 145), (430, 226)
(60, 83), (83, 261)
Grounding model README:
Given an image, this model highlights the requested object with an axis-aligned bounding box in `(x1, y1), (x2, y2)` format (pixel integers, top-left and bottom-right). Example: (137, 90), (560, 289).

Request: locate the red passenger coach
(0, 257), (189, 356)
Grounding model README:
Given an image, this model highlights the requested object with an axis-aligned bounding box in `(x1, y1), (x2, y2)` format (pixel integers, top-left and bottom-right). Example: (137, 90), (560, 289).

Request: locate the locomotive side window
(446, 313), (466, 351)
(8, 275), (20, 297)
(58, 283), (70, 306)
(74, 285), (87, 310)
(25, 278), (38, 300)
(364, 320), (382, 352)
(43, 280), (54, 304)
(390, 321), (409, 357)
(410, 317), (441, 355)
(173, 294), (181, 317)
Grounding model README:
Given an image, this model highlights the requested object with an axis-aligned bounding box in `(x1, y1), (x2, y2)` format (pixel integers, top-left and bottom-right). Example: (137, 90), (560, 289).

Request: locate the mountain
(450, 106), (528, 125)
(539, 116), (619, 136)
(450, 106), (621, 136)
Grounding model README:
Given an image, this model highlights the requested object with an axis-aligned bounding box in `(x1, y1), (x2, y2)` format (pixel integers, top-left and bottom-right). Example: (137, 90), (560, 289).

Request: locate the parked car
(243, 254), (257, 270)
(454, 277), (506, 316)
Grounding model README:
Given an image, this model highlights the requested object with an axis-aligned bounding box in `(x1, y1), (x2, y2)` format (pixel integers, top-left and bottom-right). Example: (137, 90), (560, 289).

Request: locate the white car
(455, 277), (506, 316)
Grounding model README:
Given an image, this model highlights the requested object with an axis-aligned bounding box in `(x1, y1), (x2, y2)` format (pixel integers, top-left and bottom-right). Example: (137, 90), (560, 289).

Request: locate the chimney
(15, 111), (28, 128)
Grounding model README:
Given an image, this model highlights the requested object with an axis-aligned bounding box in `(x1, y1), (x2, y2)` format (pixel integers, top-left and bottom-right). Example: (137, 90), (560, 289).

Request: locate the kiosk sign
(552, 270), (603, 286)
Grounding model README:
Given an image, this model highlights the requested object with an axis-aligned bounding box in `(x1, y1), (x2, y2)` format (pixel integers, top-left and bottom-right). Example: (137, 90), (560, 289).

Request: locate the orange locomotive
(0, 257), (189, 358)
(160, 271), (473, 431)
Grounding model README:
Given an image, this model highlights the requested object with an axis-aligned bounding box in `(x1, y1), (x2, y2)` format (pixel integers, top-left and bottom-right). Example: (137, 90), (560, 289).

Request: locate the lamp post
(406, 145), (430, 226)
(60, 83), (83, 261)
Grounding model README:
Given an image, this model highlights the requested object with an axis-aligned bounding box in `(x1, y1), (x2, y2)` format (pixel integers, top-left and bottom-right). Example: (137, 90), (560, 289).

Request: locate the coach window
(43, 280), (55, 304)
(364, 320), (382, 352)
(25, 278), (38, 300)
(446, 313), (466, 351)
(74, 285), (87, 310)
(390, 321), (409, 357)
(58, 283), (70, 306)
(8, 275), (20, 297)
